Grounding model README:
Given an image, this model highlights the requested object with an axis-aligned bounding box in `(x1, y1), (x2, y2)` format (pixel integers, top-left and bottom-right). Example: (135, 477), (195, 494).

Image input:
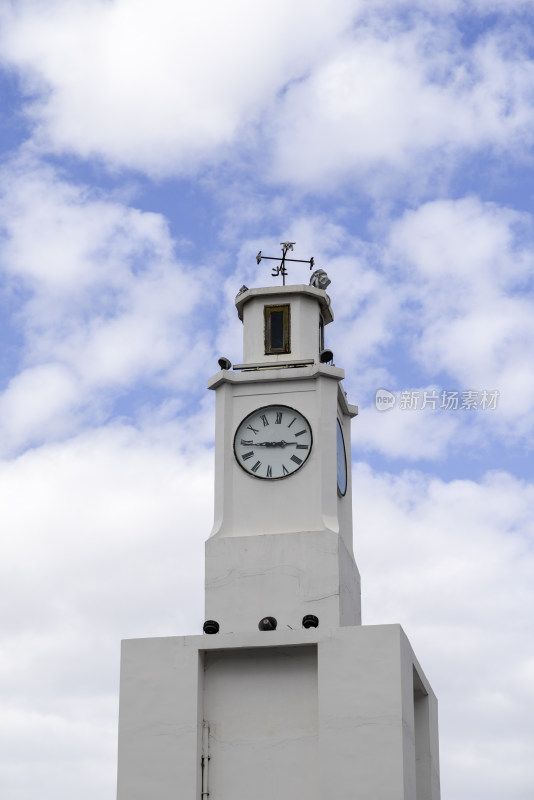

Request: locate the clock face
(234, 405), (312, 480)
(336, 419), (347, 496)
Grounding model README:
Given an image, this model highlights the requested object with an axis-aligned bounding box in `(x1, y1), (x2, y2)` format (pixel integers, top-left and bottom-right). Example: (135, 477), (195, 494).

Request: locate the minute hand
(254, 440), (298, 447)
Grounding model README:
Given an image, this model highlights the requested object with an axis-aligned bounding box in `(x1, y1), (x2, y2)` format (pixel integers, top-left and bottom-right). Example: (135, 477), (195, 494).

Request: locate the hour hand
(240, 439), (297, 448)
(260, 440), (297, 447)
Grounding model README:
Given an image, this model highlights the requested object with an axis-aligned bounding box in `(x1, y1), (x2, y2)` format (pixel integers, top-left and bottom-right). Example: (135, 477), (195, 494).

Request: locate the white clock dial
(234, 405), (312, 480)
(336, 418), (347, 496)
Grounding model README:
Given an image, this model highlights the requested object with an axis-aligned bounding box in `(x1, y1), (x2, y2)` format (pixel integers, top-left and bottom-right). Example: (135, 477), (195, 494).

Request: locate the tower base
(117, 624), (440, 800)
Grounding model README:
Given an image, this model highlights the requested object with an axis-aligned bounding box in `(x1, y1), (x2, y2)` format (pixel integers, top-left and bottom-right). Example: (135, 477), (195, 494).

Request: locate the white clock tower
(206, 281), (360, 634)
(116, 260), (441, 800)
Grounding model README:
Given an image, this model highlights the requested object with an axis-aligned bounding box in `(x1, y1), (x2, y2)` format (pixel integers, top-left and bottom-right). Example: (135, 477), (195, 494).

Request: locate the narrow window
(264, 304), (290, 354)
(319, 316), (325, 352)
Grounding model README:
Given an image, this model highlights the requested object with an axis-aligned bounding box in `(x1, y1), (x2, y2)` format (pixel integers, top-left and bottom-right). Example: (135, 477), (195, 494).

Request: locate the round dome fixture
(203, 620), (220, 634)
(258, 616), (278, 631)
(302, 614), (319, 629)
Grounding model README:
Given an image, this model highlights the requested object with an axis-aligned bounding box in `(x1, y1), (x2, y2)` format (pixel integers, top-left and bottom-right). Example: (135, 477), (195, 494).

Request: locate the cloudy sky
(0, 1), (533, 797)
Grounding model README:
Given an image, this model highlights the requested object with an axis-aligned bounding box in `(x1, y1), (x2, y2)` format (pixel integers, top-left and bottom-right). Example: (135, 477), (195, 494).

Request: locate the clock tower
(116, 258), (441, 800)
(206, 281), (361, 633)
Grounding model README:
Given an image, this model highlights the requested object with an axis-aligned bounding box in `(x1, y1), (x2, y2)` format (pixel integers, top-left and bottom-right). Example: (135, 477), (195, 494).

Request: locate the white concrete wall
(116, 625), (440, 800)
(205, 529), (361, 632)
(204, 645), (318, 800)
(116, 636), (202, 800)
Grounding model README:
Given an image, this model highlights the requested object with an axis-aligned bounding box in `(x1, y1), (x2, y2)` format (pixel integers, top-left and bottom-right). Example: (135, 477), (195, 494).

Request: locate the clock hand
(252, 440), (298, 447)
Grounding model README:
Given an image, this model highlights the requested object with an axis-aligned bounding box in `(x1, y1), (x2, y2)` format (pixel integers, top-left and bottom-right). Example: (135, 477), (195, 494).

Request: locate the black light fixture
(203, 620), (220, 634)
(258, 616), (277, 631)
(319, 349), (334, 364)
(218, 356), (232, 370)
(302, 614), (319, 629)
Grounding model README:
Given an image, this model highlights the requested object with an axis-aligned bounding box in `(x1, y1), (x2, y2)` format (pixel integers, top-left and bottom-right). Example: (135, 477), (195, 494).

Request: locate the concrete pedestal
(205, 530), (361, 632)
(117, 625), (440, 800)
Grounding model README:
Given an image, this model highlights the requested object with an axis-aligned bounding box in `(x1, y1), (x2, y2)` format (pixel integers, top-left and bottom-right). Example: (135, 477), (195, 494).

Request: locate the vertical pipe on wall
(201, 721), (210, 799)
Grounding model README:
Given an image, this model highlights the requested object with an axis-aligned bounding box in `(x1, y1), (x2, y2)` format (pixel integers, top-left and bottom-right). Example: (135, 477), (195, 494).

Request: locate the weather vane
(256, 242), (315, 286)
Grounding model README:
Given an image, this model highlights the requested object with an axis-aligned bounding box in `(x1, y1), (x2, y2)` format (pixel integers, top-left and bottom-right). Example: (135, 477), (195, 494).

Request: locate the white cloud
(0, 0), (357, 176)
(0, 363), (82, 452)
(0, 159), (215, 454)
(0, 161), (171, 292)
(269, 23), (534, 190)
(386, 197), (534, 434)
(355, 397), (462, 460)
(2, 2), (533, 189)
(387, 196), (531, 287)
(0, 702), (116, 800)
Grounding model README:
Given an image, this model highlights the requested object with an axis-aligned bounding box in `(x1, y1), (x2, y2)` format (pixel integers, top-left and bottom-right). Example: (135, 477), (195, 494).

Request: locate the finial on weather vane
(255, 242), (316, 286)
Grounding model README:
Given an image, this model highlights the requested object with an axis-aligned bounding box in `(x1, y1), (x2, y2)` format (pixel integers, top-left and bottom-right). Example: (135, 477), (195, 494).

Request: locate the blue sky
(0, 1), (533, 797)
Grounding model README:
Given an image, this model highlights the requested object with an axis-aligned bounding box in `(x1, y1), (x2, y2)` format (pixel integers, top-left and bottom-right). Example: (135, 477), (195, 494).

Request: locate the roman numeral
(247, 425), (259, 434)
(275, 412), (283, 424)
(251, 460), (261, 473)
(266, 465), (272, 478)
(242, 451), (254, 461)
(290, 454), (303, 465)
(282, 464), (289, 475)
(241, 439), (253, 446)
(260, 414), (269, 427)
(296, 444), (309, 450)
(295, 429), (306, 437)
(287, 417), (296, 428)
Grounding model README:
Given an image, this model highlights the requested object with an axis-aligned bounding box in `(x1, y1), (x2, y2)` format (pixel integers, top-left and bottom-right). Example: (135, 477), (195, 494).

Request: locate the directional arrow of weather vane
(256, 242), (315, 286)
